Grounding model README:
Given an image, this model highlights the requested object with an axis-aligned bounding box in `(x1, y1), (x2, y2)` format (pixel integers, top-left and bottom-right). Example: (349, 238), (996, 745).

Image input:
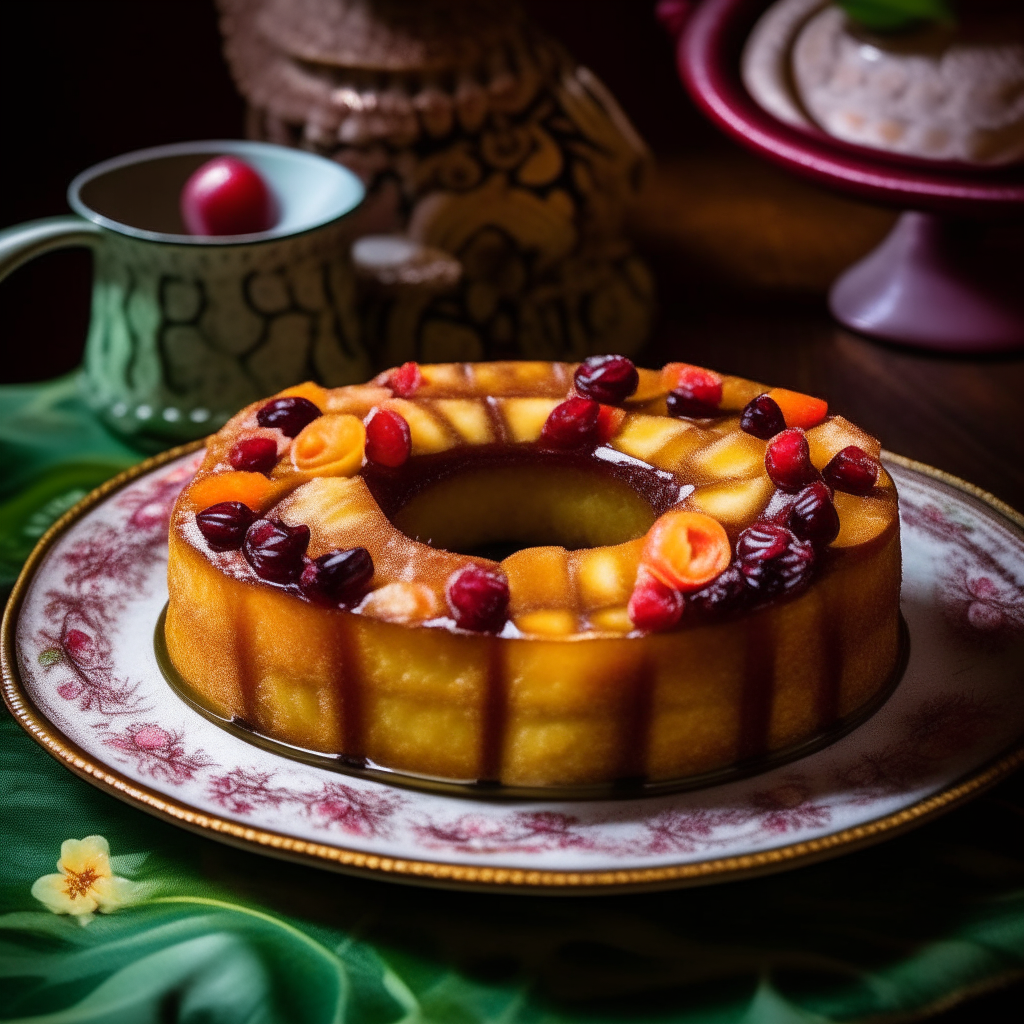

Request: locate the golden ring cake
(164, 357), (902, 790)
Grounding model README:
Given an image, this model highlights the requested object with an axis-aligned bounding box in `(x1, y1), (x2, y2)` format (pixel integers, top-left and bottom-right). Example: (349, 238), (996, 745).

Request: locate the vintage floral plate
(3, 447), (1024, 893)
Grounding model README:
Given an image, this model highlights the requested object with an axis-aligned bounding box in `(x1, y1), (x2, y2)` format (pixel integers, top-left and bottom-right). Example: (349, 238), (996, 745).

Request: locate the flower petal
(91, 874), (142, 913)
(59, 835), (112, 878)
(31, 873), (99, 916)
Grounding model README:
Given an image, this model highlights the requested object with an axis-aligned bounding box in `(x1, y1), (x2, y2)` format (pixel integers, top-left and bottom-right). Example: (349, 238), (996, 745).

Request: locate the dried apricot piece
(186, 470), (284, 513)
(292, 414), (366, 477)
(641, 510), (731, 592)
(766, 388), (828, 429)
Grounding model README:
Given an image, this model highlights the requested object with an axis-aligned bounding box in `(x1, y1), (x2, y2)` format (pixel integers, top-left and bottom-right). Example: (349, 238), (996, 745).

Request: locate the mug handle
(0, 216), (103, 282)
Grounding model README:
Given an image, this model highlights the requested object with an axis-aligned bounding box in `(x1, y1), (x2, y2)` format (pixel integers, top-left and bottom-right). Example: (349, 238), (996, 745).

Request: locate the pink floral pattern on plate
(13, 455), (1024, 874)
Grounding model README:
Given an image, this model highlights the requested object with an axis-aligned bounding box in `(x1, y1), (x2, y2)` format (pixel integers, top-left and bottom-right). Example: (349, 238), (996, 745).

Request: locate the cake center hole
(388, 461), (658, 559)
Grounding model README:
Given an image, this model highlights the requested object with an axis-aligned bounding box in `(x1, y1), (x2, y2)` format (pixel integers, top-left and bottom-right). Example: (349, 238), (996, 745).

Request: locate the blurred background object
(674, 0), (1024, 353)
(0, 142), (373, 449)
(218, 0), (655, 364)
(744, 0), (1024, 167)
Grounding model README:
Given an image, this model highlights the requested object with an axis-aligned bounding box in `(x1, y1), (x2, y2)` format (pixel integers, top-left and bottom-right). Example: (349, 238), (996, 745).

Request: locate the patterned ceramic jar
(0, 141), (369, 449)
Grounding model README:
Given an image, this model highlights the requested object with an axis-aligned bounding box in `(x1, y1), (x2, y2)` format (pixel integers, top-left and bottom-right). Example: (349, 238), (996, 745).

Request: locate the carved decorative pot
(218, 0), (654, 365)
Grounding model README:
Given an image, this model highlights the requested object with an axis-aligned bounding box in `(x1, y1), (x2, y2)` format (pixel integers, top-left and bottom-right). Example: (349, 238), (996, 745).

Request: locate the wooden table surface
(1, 3), (1022, 1019)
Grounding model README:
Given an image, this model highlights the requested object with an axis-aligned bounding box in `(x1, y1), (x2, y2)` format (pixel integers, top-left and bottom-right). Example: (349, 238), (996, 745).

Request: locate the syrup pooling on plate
(165, 359), (902, 789)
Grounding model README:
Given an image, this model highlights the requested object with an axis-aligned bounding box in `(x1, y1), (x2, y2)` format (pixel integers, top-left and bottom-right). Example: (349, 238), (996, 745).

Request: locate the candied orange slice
(641, 510), (731, 592)
(291, 414), (365, 477)
(186, 471), (284, 513)
(767, 388), (828, 429)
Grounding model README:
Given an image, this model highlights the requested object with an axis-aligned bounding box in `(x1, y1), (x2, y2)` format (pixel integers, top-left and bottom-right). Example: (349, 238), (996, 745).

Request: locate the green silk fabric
(1, 375), (1023, 1024)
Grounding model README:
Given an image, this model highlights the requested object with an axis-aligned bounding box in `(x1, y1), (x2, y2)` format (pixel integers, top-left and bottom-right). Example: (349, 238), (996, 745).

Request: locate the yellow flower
(31, 835), (139, 924)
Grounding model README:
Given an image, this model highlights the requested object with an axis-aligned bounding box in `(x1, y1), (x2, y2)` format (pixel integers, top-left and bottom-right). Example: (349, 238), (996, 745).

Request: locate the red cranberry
(823, 446), (879, 496)
(737, 522), (789, 563)
(229, 436), (278, 474)
(389, 361), (422, 398)
(446, 564), (510, 632)
(180, 156), (276, 236)
(574, 355), (639, 404)
(666, 388), (717, 418)
(243, 518), (310, 583)
(196, 501), (257, 551)
(686, 564), (749, 616)
(301, 547), (374, 605)
(628, 573), (684, 632)
(365, 409), (412, 467)
(677, 366), (722, 403)
(540, 397), (600, 449)
(256, 397), (321, 438)
(736, 524), (815, 598)
(666, 367), (723, 418)
(740, 394), (786, 439)
(788, 481), (840, 548)
(765, 429), (818, 492)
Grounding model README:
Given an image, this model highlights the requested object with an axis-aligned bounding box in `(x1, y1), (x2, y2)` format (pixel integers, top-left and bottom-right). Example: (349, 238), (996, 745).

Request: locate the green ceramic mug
(0, 141), (370, 449)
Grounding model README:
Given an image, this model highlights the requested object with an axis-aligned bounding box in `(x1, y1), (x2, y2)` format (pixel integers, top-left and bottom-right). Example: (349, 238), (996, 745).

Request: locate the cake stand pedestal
(660, 0), (1024, 354)
(831, 212), (1024, 352)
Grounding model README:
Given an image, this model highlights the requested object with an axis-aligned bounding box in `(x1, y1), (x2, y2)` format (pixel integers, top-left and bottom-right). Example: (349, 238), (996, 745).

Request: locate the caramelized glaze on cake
(164, 360), (902, 790)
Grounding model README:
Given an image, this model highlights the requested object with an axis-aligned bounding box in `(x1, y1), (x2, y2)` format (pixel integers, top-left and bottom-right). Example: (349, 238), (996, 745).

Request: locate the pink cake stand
(659, 0), (1024, 354)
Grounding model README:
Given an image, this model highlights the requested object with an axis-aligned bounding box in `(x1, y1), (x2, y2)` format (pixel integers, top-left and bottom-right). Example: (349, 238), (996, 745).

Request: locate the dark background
(1, 3), (1022, 1020)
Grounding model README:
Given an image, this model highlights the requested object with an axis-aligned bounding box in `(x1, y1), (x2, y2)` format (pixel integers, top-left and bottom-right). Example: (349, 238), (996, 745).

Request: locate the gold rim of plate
(2, 443), (1024, 893)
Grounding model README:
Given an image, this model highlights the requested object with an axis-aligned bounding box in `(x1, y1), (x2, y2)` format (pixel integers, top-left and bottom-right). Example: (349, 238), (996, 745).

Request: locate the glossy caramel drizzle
(616, 657), (656, 783)
(336, 615), (367, 768)
(739, 615), (775, 760)
(817, 596), (843, 727)
(234, 591), (257, 728)
(479, 640), (508, 783)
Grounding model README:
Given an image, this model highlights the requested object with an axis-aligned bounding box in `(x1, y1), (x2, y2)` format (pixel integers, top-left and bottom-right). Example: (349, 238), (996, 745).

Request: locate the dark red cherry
(180, 156), (276, 236)
(737, 522), (789, 563)
(574, 355), (639, 404)
(823, 445), (879, 496)
(365, 409), (412, 467)
(740, 394), (786, 439)
(736, 524), (815, 598)
(666, 387), (718, 419)
(765, 429), (818, 492)
(196, 501), (257, 551)
(540, 397), (600, 449)
(389, 361), (422, 398)
(229, 436), (278, 474)
(628, 573), (684, 631)
(760, 487), (798, 527)
(789, 481), (840, 548)
(686, 564), (749, 616)
(243, 518), (310, 583)
(256, 397), (321, 438)
(300, 547), (374, 605)
(446, 564), (510, 632)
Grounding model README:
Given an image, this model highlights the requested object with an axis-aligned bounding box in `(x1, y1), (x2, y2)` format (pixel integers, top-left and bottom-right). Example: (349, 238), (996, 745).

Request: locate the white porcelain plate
(3, 449), (1024, 893)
